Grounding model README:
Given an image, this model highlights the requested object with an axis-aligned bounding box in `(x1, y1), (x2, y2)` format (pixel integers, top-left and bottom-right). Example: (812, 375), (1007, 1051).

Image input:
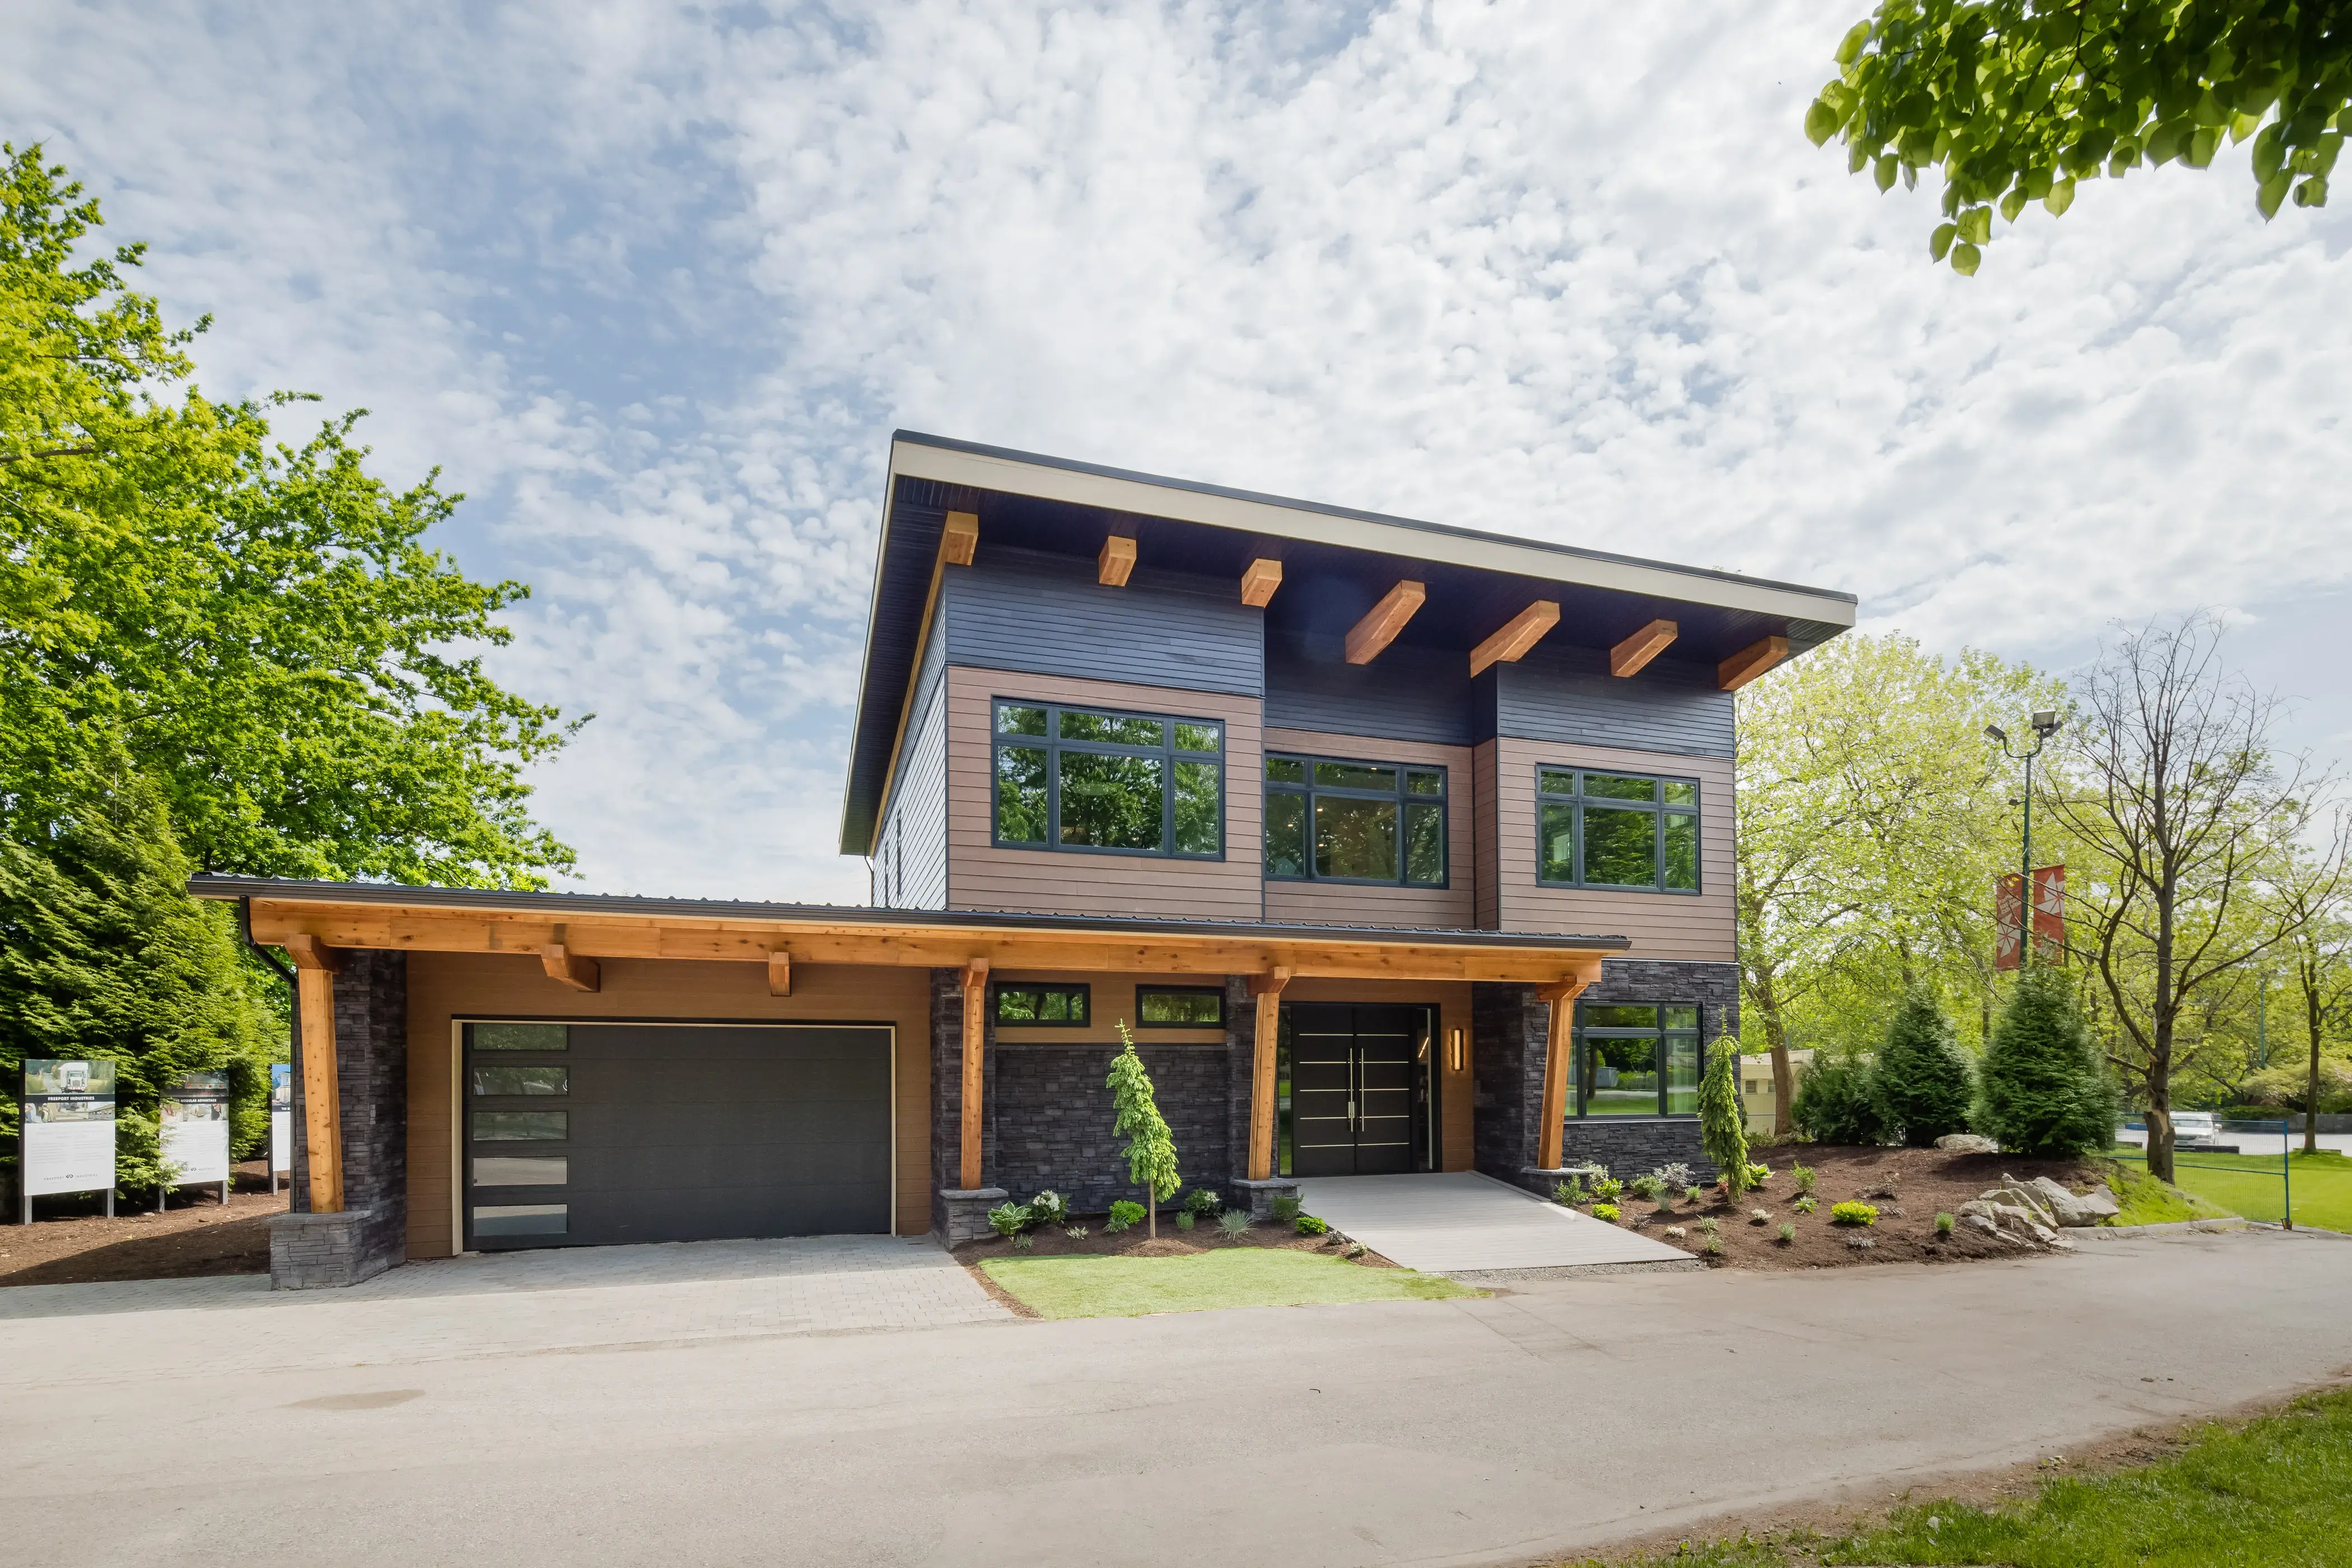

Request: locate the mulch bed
(2, 1163), (286, 1287)
(1585, 1145), (2108, 1271)
(951, 1214), (1399, 1268)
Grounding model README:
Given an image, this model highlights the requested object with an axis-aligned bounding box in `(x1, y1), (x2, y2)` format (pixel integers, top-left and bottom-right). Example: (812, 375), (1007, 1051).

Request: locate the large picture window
(1535, 768), (1700, 892)
(1575, 1004), (1702, 1117)
(992, 701), (1224, 858)
(1264, 754), (1446, 886)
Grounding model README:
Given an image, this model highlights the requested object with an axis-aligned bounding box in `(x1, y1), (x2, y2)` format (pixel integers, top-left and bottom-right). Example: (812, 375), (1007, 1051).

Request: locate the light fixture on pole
(1986, 710), (2063, 967)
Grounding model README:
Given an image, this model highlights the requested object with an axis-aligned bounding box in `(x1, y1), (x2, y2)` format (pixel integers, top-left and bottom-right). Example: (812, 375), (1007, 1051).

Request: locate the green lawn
(1587, 1388), (2352, 1567)
(979, 1249), (1476, 1319)
(2105, 1148), (2352, 1231)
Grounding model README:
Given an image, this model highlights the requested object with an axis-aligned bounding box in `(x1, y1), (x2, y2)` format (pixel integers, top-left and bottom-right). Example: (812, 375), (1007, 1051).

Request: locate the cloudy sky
(9, 1), (2348, 900)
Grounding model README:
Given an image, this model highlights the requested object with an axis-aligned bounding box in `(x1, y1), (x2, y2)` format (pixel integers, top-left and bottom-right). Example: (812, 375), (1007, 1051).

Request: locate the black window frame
(1263, 753), (1448, 888)
(1135, 985), (1227, 1029)
(992, 982), (1091, 1027)
(990, 699), (1225, 860)
(1533, 767), (1702, 894)
(1571, 1002), (1705, 1119)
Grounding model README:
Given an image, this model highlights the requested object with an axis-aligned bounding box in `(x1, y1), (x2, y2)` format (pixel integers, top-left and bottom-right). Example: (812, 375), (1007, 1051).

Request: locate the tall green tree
(1107, 1023), (1179, 1239)
(1872, 986), (1977, 1145)
(1698, 1037), (1750, 1189)
(1978, 964), (2121, 1157)
(1807, 2), (2350, 274)
(1, 144), (575, 886)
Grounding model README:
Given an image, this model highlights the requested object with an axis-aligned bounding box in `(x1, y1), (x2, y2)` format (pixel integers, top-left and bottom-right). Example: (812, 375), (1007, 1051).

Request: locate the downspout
(240, 897), (302, 1209)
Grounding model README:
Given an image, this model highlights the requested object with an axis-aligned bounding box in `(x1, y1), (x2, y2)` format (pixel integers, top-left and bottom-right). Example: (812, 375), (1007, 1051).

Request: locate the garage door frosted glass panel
(554, 1025), (892, 1246)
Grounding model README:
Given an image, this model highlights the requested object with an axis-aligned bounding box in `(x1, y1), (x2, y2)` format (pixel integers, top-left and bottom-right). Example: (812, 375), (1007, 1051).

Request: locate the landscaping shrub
(1654, 1161), (1695, 1191)
(1790, 1163), (1817, 1196)
(1831, 1200), (1879, 1226)
(1628, 1173), (1663, 1201)
(1593, 1176), (1623, 1201)
(1182, 1188), (1221, 1218)
(1794, 1195), (1816, 1214)
(987, 1201), (1032, 1239)
(1870, 986), (1977, 1146)
(1175, 1211), (1195, 1230)
(1105, 1200), (1145, 1233)
(1683, 1184), (1703, 1204)
(1011, 1233), (1033, 1250)
(1935, 1211), (1955, 1238)
(1553, 1177), (1586, 1206)
(1295, 1214), (1328, 1236)
(1696, 1216), (1723, 1256)
(1742, 1161), (1770, 1188)
(1749, 1207), (1772, 1224)
(1792, 1049), (1892, 1145)
(1590, 1202), (1621, 1222)
(1216, 1208), (1251, 1240)
(1777, 1221), (1795, 1244)
(1977, 965), (2122, 1158)
(1027, 1189), (1071, 1227)
(1270, 1195), (1301, 1222)
(1107, 1022), (1181, 1236)
(1065, 1225), (1089, 1240)
(1698, 1033), (1749, 1189)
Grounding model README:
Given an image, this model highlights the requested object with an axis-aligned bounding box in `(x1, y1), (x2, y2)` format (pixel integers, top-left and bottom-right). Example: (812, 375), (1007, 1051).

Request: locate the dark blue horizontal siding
(1496, 642), (1734, 758)
(942, 547), (1262, 697)
(1264, 632), (1491, 746)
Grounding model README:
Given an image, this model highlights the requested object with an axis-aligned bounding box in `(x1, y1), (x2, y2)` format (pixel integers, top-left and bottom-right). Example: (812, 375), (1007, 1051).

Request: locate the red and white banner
(1995, 866), (2066, 970)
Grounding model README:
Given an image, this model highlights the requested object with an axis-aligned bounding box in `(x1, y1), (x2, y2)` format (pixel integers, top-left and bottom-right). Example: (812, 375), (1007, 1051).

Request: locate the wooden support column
(960, 959), (989, 1190)
(1247, 968), (1292, 1180)
(766, 949), (792, 997)
(1534, 971), (1597, 1172)
(286, 937), (345, 1214)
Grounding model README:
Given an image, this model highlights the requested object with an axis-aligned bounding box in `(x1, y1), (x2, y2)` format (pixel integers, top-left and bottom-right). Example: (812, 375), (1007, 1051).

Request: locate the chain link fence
(2112, 1118), (2293, 1226)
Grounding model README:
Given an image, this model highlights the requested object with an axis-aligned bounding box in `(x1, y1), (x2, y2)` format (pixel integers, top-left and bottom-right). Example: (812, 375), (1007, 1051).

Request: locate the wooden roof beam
(281, 934), (344, 972)
(940, 510), (978, 567)
(1239, 557), (1282, 608)
(1098, 535), (1136, 586)
(1718, 634), (1791, 692)
(1345, 580), (1426, 665)
(1468, 600), (1560, 677)
(540, 942), (600, 993)
(1609, 618), (1678, 678)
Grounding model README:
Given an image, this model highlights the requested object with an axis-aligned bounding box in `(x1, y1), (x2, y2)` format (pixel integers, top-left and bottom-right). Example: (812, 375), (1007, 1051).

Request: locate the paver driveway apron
(0, 1235), (1009, 1384)
(1293, 1170), (1690, 1272)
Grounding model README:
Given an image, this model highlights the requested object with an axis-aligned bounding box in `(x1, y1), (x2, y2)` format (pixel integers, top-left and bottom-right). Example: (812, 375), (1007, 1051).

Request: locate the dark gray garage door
(463, 1021), (893, 1250)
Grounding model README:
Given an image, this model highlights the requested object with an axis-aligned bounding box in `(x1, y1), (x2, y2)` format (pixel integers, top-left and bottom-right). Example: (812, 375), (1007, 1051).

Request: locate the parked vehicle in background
(2173, 1112), (2218, 1147)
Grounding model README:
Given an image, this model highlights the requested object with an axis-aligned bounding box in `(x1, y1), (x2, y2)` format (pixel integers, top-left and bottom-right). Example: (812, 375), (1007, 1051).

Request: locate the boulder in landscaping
(1936, 1133), (1999, 1154)
(2024, 1175), (2120, 1227)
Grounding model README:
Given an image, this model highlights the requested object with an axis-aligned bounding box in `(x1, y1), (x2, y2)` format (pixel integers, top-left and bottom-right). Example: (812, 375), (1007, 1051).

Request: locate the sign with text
(269, 1063), (292, 1175)
(160, 1071), (231, 1186)
(1995, 866), (2068, 971)
(22, 1060), (116, 1198)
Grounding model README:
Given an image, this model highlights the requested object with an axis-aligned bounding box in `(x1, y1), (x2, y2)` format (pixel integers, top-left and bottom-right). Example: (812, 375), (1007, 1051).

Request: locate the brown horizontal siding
(404, 953), (933, 1258)
(1491, 736), (1735, 960)
(1281, 978), (1474, 1173)
(1474, 740), (1501, 930)
(946, 666), (1264, 921)
(1259, 726), (1477, 931)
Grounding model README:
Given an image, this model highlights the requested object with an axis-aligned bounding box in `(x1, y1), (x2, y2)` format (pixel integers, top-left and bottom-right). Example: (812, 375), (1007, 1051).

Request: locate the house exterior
(195, 432), (1853, 1288)
(1742, 1049), (1817, 1135)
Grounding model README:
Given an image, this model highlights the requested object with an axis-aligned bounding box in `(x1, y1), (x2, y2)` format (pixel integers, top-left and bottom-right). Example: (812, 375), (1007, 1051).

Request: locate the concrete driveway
(4, 1227), (2350, 1567)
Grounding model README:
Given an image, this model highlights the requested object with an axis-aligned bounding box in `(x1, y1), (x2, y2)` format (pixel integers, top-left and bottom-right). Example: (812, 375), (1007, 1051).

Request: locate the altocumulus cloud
(6, 0), (2346, 899)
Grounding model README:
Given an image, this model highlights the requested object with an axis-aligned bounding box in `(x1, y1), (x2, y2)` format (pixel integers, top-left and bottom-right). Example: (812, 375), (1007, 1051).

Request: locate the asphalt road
(7, 1228), (2350, 1567)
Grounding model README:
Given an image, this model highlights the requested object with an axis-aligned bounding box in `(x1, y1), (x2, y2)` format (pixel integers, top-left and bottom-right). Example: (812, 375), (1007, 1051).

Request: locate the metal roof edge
(195, 875), (1631, 951)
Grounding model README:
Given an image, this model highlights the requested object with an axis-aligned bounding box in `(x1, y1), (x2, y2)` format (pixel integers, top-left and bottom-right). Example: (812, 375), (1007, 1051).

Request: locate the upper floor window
(1536, 768), (1700, 893)
(1264, 754), (1446, 886)
(992, 701), (1223, 858)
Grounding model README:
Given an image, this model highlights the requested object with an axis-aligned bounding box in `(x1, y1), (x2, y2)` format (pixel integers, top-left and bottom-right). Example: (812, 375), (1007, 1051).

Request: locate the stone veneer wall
(1473, 958), (1739, 1197)
(931, 970), (1252, 1230)
(272, 949), (407, 1288)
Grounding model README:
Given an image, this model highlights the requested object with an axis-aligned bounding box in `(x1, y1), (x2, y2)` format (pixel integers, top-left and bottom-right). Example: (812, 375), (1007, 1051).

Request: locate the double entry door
(1286, 1004), (1432, 1177)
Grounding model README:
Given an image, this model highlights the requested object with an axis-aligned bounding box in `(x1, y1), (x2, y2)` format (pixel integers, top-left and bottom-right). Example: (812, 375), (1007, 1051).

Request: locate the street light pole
(1985, 710), (2064, 969)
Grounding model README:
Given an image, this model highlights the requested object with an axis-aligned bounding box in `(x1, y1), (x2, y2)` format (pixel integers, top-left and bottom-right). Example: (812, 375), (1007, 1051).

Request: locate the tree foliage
(1793, 1051), (1895, 1145)
(1107, 1022), (1179, 1236)
(1, 144), (576, 886)
(1698, 1036), (1751, 1187)
(1979, 964), (2123, 1156)
(1872, 986), (1977, 1145)
(1807, 2), (2352, 272)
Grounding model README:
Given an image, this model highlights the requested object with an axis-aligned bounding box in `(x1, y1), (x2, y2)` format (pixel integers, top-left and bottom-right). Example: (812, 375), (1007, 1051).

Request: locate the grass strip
(1584, 1387), (2352, 1567)
(979, 1248), (1474, 1319)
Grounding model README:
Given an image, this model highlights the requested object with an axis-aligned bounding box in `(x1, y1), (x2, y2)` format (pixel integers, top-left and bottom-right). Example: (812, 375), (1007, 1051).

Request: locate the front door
(1287, 1004), (1428, 1177)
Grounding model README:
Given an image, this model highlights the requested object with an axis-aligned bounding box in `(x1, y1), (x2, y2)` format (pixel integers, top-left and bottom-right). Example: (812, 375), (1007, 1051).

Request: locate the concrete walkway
(1295, 1170), (1692, 1272)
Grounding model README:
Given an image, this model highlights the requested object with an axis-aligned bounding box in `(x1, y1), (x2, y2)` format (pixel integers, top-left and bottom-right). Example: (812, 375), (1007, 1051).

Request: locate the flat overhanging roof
(198, 875), (1627, 985)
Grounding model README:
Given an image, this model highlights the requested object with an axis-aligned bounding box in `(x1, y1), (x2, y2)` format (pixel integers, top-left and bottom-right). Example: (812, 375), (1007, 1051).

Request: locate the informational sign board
(160, 1071), (232, 1187)
(269, 1063), (292, 1175)
(1995, 866), (2067, 970)
(22, 1060), (116, 1198)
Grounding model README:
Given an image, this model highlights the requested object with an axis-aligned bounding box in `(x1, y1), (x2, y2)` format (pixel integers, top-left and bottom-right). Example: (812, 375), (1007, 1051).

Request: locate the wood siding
(1259, 726), (1477, 931)
(404, 953), (933, 1258)
(1265, 630), (1491, 746)
(945, 665), (1265, 921)
(1473, 740), (1501, 930)
(1282, 977), (1474, 1172)
(1496, 642), (1735, 758)
(1489, 736), (1736, 959)
(942, 545), (1263, 697)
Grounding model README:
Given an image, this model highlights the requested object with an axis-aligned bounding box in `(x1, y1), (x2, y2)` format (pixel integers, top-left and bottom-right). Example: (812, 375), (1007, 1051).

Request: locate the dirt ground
(1588, 1145), (2110, 1271)
(2, 1162), (286, 1287)
(950, 1211), (1398, 1267)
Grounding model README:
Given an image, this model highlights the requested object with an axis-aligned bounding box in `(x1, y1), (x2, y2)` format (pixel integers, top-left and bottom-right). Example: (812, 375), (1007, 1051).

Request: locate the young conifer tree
(1106, 1021), (1180, 1238)
(1697, 1035), (1749, 1196)
(1977, 966), (2120, 1158)
(1871, 986), (1976, 1146)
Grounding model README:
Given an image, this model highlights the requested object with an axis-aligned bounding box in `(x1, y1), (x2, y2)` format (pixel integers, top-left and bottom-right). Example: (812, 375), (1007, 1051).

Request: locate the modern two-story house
(197, 433), (1853, 1289)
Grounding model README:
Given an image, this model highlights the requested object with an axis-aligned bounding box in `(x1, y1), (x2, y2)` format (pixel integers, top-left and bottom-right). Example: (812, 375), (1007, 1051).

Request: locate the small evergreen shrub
(1105, 1200), (1145, 1232)
(1175, 1211), (1196, 1230)
(1027, 1189), (1070, 1227)
(1870, 986), (1977, 1146)
(1553, 1177), (1587, 1206)
(1591, 1202), (1621, 1222)
(1831, 1201), (1879, 1226)
(1183, 1188), (1221, 1217)
(1776, 1221), (1795, 1245)
(1794, 1195), (1817, 1214)
(1793, 1051), (1892, 1145)
(1935, 1211), (1956, 1238)
(1270, 1195), (1301, 1222)
(1296, 1214), (1328, 1236)
(1790, 1163), (1817, 1196)
(1698, 1034), (1749, 1188)
(1217, 1208), (1251, 1240)
(1655, 1161), (1695, 1191)
(987, 1202), (1032, 1239)
(1976, 965), (2122, 1158)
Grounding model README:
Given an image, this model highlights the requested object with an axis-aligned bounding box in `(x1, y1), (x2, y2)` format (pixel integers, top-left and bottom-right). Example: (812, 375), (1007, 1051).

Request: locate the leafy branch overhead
(1805, 2), (2350, 273)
